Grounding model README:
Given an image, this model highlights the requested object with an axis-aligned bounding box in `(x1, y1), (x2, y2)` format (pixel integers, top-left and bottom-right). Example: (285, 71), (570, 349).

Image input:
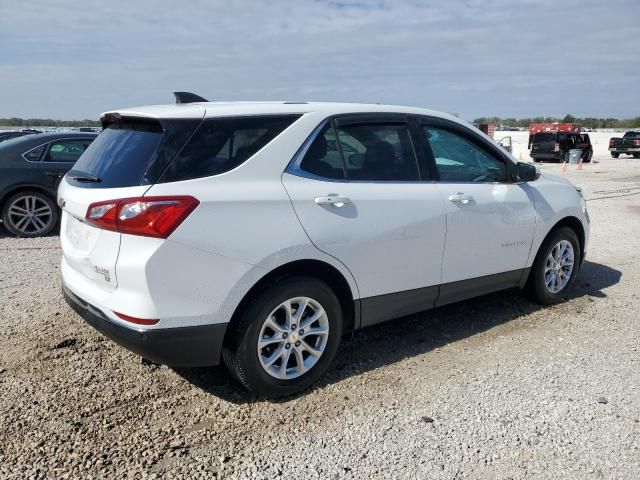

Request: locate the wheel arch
(0, 184), (57, 210)
(224, 259), (358, 347)
(538, 216), (586, 265)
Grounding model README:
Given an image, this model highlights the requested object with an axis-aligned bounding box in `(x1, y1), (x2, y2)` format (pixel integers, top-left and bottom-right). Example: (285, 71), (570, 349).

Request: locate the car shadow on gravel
(174, 260), (621, 403)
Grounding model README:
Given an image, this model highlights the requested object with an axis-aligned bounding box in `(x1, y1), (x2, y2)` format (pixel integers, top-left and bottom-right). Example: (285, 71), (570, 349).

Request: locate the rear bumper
(63, 285), (227, 367)
(531, 152), (562, 161)
(609, 147), (640, 153)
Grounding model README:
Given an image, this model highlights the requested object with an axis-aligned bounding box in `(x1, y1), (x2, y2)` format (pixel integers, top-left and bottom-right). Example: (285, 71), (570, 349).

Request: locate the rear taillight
(634, 140), (640, 146)
(554, 142), (560, 152)
(609, 139), (614, 146)
(86, 196), (199, 238)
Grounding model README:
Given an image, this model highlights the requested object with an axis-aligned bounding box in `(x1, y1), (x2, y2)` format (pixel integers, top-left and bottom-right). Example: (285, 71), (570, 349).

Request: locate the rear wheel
(1, 191), (58, 238)
(526, 227), (581, 304)
(611, 152), (619, 158)
(222, 276), (343, 398)
(633, 153), (640, 159)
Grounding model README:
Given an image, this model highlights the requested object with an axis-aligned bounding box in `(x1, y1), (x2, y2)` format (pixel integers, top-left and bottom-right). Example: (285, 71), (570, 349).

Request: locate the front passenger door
(420, 122), (536, 293)
(282, 116), (447, 326)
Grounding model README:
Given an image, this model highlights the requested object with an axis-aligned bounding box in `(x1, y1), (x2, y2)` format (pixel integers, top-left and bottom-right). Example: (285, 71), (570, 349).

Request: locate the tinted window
(533, 133), (556, 143)
(335, 123), (419, 181)
(159, 115), (300, 183)
(70, 121), (165, 188)
(44, 139), (92, 162)
(299, 124), (345, 179)
(23, 144), (45, 161)
(425, 127), (507, 183)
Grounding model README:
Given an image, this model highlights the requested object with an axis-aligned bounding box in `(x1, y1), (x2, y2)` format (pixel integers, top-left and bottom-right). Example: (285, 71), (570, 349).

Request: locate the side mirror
(516, 162), (540, 182)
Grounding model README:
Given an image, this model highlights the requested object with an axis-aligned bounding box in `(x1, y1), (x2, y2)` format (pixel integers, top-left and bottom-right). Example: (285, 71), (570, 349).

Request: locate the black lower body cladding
(63, 285), (227, 367)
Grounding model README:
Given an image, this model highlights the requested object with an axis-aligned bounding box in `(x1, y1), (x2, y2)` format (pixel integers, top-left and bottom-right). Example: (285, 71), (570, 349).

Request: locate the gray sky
(1, 0), (638, 120)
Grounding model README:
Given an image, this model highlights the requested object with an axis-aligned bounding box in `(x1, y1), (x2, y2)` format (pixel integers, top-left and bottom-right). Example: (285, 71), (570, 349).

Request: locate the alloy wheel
(7, 195), (53, 235)
(257, 297), (329, 380)
(544, 240), (575, 294)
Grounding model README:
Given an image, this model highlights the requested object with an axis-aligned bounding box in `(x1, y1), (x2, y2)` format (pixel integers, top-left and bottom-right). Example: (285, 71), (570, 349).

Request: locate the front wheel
(222, 277), (343, 398)
(1, 191), (59, 237)
(526, 227), (581, 305)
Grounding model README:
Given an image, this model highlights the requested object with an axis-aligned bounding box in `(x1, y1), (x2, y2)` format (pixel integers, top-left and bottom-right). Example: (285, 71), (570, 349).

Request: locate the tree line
(0, 118), (101, 127)
(472, 114), (640, 129)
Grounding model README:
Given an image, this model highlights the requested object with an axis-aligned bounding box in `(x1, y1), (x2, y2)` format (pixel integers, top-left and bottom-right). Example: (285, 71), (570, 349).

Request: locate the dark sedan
(0, 132), (97, 237)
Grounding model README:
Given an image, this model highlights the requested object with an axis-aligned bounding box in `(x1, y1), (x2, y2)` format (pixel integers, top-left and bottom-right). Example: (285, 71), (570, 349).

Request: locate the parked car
(60, 95), (590, 398)
(530, 131), (593, 163)
(609, 131), (640, 158)
(0, 130), (37, 143)
(0, 132), (97, 237)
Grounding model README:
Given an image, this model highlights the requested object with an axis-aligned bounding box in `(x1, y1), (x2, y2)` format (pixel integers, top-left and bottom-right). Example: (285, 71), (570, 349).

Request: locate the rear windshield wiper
(68, 170), (102, 183)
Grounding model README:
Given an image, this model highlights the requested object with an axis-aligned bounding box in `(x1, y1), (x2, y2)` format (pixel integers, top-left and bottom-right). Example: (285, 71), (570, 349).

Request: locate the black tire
(222, 276), (343, 398)
(611, 152), (619, 158)
(633, 153), (640, 159)
(1, 190), (59, 238)
(525, 227), (581, 305)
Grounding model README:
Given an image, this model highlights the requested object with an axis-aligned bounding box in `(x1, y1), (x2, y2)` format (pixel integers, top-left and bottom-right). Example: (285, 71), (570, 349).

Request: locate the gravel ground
(1, 152), (639, 479)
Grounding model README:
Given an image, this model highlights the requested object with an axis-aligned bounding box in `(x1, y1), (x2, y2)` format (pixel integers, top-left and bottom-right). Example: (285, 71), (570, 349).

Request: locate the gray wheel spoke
(301, 340), (322, 358)
(278, 348), (292, 379)
(9, 205), (28, 214)
(33, 216), (47, 230)
(264, 316), (285, 335)
(292, 348), (307, 375)
(301, 325), (328, 338)
(258, 335), (284, 349)
(264, 345), (284, 367)
(14, 215), (30, 230)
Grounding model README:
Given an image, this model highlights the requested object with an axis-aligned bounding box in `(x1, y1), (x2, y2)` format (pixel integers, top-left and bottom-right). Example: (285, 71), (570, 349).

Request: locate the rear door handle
(314, 196), (351, 207)
(448, 193), (473, 204)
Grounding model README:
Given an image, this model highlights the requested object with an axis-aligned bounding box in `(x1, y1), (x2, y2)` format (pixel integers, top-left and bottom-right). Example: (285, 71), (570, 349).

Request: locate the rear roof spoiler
(173, 91), (209, 104)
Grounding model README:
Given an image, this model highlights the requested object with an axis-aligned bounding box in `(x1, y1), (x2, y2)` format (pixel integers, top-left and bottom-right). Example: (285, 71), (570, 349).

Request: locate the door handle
(314, 196), (351, 207)
(44, 171), (63, 177)
(448, 193), (473, 204)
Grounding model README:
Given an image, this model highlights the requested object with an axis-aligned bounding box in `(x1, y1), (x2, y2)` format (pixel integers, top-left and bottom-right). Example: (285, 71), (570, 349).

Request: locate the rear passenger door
(282, 115), (447, 326)
(39, 138), (93, 188)
(417, 118), (536, 301)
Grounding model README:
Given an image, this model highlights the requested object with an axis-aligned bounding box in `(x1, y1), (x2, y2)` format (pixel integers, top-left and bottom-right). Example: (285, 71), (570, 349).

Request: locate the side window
(44, 140), (92, 162)
(299, 124), (345, 180)
(335, 123), (419, 181)
(160, 115), (299, 182)
(424, 127), (507, 183)
(23, 145), (45, 161)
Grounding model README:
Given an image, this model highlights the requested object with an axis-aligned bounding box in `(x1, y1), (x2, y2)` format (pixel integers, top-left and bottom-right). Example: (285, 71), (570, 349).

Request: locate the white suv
(59, 95), (590, 397)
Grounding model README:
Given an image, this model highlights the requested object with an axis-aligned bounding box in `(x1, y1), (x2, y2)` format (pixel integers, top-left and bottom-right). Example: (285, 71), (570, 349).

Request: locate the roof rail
(173, 91), (209, 104)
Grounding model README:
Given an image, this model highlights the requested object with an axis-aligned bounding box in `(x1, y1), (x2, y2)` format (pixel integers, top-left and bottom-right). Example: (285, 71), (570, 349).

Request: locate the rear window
(158, 115), (300, 183)
(69, 115), (299, 188)
(69, 120), (167, 188)
(533, 133), (556, 143)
